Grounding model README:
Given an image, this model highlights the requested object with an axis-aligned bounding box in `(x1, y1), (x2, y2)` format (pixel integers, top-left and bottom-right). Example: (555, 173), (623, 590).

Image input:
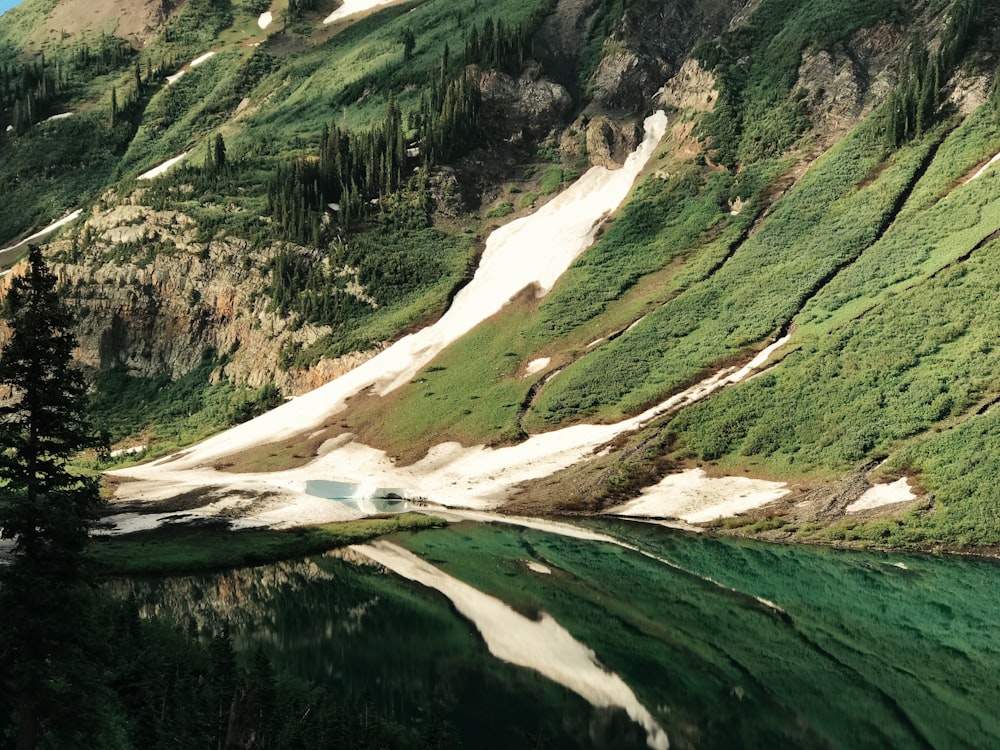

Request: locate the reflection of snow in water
(355, 541), (670, 750)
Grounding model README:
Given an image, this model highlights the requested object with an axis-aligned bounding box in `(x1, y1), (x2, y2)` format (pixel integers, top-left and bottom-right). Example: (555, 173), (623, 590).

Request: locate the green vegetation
(87, 354), (282, 457)
(695, 0), (907, 167)
(0, 248), (107, 750)
(89, 513), (446, 574)
(529, 112), (935, 426)
(389, 520), (1000, 748)
(662, 101), (1000, 542)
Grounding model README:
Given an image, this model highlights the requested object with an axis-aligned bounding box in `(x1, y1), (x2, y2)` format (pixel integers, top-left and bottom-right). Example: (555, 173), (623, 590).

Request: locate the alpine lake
(118, 518), (1000, 749)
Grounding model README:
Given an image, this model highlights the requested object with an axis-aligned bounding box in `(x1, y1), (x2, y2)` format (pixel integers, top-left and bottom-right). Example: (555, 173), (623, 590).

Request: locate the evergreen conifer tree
(0, 246), (106, 750)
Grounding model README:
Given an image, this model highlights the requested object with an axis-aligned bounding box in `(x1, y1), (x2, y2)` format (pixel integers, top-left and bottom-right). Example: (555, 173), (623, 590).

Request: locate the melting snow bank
(0, 209), (83, 261)
(258, 11), (272, 29)
(133, 110), (668, 471)
(166, 51), (215, 85)
(138, 153), (189, 180)
(109, 330), (789, 520)
(609, 469), (790, 524)
(970, 151), (1000, 181)
(353, 541), (670, 750)
(323, 0), (401, 24)
(525, 357), (550, 376)
(846, 477), (916, 513)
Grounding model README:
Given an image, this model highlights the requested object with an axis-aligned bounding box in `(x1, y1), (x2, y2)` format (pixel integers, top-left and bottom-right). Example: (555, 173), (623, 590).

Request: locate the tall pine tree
(0, 246), (107, 750)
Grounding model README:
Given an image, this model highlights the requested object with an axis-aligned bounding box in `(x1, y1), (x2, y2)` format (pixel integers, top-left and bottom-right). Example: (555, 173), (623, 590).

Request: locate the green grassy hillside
(4, 0), (1000, 548)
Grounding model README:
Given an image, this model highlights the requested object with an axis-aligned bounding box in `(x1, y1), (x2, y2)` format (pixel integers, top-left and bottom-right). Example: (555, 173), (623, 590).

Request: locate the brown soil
(28, 0), (176, 49)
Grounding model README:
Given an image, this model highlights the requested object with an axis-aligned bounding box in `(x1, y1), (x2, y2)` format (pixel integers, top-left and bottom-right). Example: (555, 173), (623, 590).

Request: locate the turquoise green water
(126, 520), (1000, 749)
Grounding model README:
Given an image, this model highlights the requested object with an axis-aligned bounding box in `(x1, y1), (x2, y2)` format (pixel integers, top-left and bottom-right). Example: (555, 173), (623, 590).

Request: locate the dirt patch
(29, 0), (175, 49)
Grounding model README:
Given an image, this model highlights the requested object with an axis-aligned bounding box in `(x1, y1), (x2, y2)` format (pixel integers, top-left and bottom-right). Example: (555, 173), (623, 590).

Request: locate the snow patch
(257, 11), (272, 29)
(354, 541), (669, 750)
(323, 0), (401, 25)
(0, 209), (83, 257)
(970, 151), (1000, 181)
(122, 111), (669, 471)
(846, 477), (916, 513)
(525, 357), (550, 376)
(526, 561), (551, 574)
(110, 445), (146, 458)
(138, 153), (189, 180)
(43, 112), (73, 122)
(166, 52), (215, 85)
(190, 51), (216, 67)
(609, 468), (789, 524)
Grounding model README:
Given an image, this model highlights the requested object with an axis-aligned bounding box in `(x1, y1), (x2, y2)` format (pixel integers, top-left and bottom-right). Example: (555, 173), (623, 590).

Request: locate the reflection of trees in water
(117, 550), (652, 749)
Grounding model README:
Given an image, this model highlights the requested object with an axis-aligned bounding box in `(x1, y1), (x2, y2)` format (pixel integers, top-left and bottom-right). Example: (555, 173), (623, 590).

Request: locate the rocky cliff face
(48, 195), (377, 396)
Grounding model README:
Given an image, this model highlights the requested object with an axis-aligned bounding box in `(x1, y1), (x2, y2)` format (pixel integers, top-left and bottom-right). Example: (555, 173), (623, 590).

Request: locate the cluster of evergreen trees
(0, 55), (66, 133)
(0, 34), (172, 134)
(885, 0), (982, 147)
(462, 16), (536, 76)
(267, 70), (480, 245)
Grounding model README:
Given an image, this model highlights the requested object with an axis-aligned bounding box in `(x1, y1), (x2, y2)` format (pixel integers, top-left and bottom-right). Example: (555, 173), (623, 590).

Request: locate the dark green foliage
(695, 0), (905, 167)
(462, 15), (535, 75)
(265, 222), (472, 351)
(885, 0), (983, 147)
(268, 71), (480, 244)
(531, 111), (932, 425)
(576, 0), (625, 94)
(0, 247), (108, 749)
(88, 354), (282, 451)
(88, 597), (462, 750)
(161, 0), (234, 53)
(0, 247), (100, 558)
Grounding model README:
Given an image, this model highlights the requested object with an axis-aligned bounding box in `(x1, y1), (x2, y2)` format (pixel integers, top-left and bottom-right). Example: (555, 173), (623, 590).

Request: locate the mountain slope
(3, 0), (1000, 550)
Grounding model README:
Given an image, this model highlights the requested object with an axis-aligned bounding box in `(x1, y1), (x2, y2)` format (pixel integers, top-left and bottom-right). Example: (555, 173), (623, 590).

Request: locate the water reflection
(117, 549), (651, 749)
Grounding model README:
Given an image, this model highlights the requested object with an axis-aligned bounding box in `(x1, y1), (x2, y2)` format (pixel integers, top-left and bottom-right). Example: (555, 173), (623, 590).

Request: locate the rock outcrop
(476, 68), (574, 143)
(47, 197), (377, 396)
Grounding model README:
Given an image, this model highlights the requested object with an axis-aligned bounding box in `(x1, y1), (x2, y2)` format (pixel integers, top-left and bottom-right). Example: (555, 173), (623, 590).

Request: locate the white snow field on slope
(107, 109), (797, 526)
(258, 11), (272, 29)
(0, 209), (83, 266)
(138, 152), (189, 180)
(128, 110), (669, 472)
(323, 0), (402, 25)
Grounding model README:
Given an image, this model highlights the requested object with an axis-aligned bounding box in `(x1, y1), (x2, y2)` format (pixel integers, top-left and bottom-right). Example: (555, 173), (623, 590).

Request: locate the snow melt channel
(354, 541), (670, 750)
(133, 110), (668, 472)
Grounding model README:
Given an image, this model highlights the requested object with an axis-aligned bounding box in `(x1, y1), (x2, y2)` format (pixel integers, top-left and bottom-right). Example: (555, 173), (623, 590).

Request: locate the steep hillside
(3, 0), (1000, 551)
